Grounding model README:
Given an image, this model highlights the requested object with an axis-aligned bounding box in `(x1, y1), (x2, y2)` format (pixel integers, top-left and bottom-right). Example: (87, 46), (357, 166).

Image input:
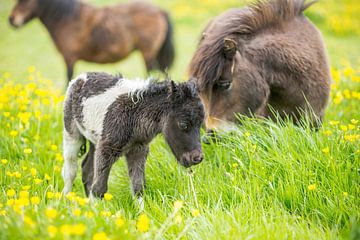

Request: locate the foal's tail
(156, 12), (175, 72)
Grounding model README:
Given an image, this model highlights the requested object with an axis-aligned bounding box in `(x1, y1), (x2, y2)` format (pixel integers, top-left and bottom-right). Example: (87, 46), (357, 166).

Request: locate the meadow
(0, 0), (359, 239)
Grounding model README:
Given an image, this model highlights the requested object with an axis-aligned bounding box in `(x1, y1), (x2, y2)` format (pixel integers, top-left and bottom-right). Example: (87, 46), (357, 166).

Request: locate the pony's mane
(189, 0), (316, 90)
(38, 0), (79, 23)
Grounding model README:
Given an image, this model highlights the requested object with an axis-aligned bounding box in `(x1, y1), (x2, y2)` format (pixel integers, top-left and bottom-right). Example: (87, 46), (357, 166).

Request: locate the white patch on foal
(80, 78), (150, 143)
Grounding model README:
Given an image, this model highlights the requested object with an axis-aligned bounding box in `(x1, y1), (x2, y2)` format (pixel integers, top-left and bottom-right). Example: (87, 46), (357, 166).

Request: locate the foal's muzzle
(180, 149), (203, 168)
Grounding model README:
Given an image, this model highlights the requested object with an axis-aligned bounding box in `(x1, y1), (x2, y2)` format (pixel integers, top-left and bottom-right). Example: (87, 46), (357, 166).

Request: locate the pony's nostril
(192, 154), (203, 164)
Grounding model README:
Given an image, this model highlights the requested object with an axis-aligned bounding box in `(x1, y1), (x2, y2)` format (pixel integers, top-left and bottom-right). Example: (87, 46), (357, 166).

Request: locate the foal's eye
(214, 81), (232, 91)
(178, 122), (189, 131)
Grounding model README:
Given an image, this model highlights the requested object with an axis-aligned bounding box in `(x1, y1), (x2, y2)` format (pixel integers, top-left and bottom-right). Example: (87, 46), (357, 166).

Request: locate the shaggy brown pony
(9, 0), (175, 82)
(189, 0), (330, 132)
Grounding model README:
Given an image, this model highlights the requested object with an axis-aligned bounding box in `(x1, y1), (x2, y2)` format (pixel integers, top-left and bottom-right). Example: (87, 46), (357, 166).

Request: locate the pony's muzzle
(8, 15), (21, 28)
(180, 150), (203, 168)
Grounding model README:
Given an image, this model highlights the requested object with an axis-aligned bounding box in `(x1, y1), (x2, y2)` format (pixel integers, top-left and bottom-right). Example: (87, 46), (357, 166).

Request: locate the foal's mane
(38, 0), (79, 22)
(189, 0), (316, 90)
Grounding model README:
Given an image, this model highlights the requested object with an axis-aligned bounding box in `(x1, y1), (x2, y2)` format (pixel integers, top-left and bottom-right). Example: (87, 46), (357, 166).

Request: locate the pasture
(0, 0), (359, 239)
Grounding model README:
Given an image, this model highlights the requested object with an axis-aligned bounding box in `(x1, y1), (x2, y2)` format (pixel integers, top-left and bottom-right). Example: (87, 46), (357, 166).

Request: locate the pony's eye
(178, 122), (189, 131)
(215, 81), (232, 91)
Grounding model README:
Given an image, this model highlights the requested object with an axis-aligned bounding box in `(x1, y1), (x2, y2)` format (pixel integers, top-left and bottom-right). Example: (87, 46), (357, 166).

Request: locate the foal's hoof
(135, 197), (145, 212)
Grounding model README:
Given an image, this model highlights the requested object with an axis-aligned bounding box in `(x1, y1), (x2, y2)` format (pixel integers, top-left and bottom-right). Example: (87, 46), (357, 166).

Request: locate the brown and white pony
(9, 0), (175, 82)
(189, 0), (330, 134)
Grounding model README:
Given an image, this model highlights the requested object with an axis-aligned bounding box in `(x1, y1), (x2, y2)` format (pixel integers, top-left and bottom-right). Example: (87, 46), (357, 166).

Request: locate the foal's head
(9, 0), (77, 28)
(163, 80), (205, 168)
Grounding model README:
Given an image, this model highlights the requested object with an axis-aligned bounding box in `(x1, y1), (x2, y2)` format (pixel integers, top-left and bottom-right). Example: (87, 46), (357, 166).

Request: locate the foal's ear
(187, 77), (199, 93)
(223, 38), (237, 59)
(169, 80), (177, 95)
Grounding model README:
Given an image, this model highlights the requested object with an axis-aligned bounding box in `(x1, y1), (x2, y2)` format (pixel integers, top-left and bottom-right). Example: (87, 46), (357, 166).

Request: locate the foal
(62, 72), (204, 202)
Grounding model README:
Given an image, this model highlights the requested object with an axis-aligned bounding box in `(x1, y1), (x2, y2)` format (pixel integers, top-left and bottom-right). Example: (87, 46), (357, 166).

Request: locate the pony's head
(163, 80), (205, 168)
(9, 0), (38, 28)
(9, 0), (78, 28)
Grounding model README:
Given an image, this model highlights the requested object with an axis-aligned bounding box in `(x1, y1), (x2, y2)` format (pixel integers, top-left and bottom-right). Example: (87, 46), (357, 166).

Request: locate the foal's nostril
(192, 154), (203, 164)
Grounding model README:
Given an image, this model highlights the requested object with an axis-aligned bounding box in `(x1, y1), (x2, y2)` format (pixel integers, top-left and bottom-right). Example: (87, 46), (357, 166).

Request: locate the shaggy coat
(189, 0), (330, 132)
(62, 72), (204, 202)
(9, 0), (175, 82)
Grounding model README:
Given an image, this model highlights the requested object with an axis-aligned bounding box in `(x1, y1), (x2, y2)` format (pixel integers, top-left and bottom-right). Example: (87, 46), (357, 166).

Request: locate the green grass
(0, 0), (359, 239)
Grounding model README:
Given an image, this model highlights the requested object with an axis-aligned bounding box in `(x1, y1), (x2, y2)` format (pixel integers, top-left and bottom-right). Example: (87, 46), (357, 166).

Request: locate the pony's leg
(62, 130), (84, 194)
(64, 58), (76, 83)
(90, 142), (120, 198)
(81, 142), (95, 196)
(125, 145), (149, 206)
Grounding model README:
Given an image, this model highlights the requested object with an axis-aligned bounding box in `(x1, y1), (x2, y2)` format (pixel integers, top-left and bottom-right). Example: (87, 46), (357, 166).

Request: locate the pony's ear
(223, 38), (237, 59)
(168, 80), (177, 98)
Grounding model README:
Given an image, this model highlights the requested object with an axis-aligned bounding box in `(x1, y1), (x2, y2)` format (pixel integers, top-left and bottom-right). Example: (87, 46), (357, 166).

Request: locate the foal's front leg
(125, 145), (149, 207)
(90, 142), (120, 198)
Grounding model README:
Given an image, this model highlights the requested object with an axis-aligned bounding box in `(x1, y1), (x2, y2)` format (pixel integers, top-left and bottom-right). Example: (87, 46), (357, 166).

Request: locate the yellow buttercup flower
(19, 190), (29, 199)
(308, 184), (317, 191)
(191, 209), (200, 217)
(348, 124), (355, 130)
(7, 189), (16, 197)
(34, 178), (42, 185)
(351, 119), (358, 125)
(84, 211), (94, 218)
(44, 174), (51, 181)
(45, 208), (58, 219)
(93, 232), (108, 240)
(22, 185), (30, 190)
(50, 145), (58, 151)
(72, 208), (81, 217)
(31, 196), (40, 205)
(47, 192), (54, 199)
(329, 121), (340, 126)
(1, 159), (8, 165)
(30, 168), (37, 177)
(322, 147), (330, 154)
(47, 225), (58, 238)
(104, 193), (113, 201)
(101, 210), (112, 217)
(343, 192), (349, 197)
(24, 148), (32, 154)
(10, 130), (18, 137)
(340, 125), (348, 131)
(137, 214), (150, 232)
(72, 224), (87, 236)
(115, 216), (125, 227)
(324, 130), (332, 136)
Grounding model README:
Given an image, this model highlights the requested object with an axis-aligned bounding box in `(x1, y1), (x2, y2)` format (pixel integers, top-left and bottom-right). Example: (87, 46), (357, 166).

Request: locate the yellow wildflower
(72, 208), (81, 217)
(14, 171), (21, 178)
(24, 148), (32, 154)
(115, 216), (125, 227)
(329, 121), (340, 126)
(45, 208), (58, 219)
(322, 147), (330, 154)
(47, 225), (58, 238)
(10, 130), (18, 137)
(31, 196), (40, 205)
(22, 185), (30, 190)
(232, 163), (238, 168)
(34, 178), (42, 185)
(30, 168), (37, 177)
(54, 165), (61, 172)
(104, 193), (113, 201)
(84, 211), (94, 218)
(50, 145), (58, 151)
(343, 192), (348, 197)
(47, 192), (54, 199)
(101, 210), (112, 217)
(60, 224), (72, 236)
(348, 124), (355, 130)
(7, 199), (14, 206)
(0, 210), (6, 216)
(137, 214), (150, 232)
(44, 174), (51, 181)
(19, 190), (29, 199)
(308, 184), (317, 191)
(72, 224), (87, 236)
(3, 112), (10, 118)
(54, 192), (62, 199)
(7, 189), (16, 197)
(191, 209), (200, 217)
(55, 153), (63, 161)
(351, 119), (358, 125)
(93, 232), (108, 240)
(174, 200), (184, 210)
(340, 125), (348, 131)
(244, 132), (251, 137)
(324, 130), (332, 136)
(1, 159), (8, 165)
(24, 215), (35, 228)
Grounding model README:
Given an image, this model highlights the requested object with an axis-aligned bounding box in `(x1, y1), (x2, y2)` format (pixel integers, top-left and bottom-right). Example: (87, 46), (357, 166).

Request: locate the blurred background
(0, 0), (359, 88)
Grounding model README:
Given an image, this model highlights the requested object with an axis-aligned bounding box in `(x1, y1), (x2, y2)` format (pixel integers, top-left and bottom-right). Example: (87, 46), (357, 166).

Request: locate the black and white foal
(62, 72), (204, 205)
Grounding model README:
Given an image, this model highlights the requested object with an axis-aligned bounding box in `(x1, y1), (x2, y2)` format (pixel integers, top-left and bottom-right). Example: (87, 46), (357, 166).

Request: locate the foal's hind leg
(81, 143), (95, 196)
(62, 130), (84, 194)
